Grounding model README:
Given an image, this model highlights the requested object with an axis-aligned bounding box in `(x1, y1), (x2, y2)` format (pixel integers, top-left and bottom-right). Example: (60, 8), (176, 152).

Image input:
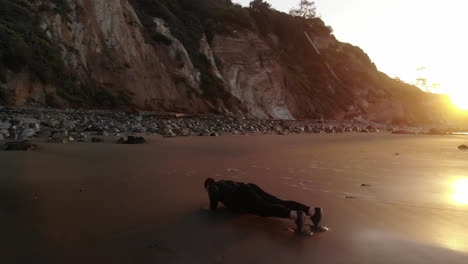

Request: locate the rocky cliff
(0, 0), (450, 124)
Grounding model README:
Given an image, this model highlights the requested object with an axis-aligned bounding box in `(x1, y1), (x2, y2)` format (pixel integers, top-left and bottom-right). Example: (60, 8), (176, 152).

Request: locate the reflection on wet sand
(452, 178), (468, 205)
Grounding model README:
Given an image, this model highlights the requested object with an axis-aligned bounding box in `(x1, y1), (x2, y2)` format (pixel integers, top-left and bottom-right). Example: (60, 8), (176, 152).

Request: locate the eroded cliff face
(0, 0), (447, 124)
(211, 32), (294, 120)
(39, 0), (216, 113)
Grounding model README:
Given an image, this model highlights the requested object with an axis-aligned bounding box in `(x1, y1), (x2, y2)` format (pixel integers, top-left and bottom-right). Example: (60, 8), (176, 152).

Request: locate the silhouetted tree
(290, 0), (317, 19)
(249, 0), (271, 13)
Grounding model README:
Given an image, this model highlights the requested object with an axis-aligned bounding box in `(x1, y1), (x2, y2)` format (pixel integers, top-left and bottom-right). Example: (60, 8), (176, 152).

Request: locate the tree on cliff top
(249, 0), (271, 13)
(290, 0), (317, 19)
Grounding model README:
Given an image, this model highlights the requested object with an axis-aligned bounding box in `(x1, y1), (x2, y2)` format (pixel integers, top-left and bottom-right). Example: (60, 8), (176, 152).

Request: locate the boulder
(20, 128), (36, 139)
(0, 122), (11, 130)
(458, 145), (468, 150)
(63, 120), (76, 130)
(117, 136), (146, 144)
(366, 125), (376, 132)
(36, 129), (52, 139)
(46, 119), (60, 128)
(4, 141), (39, 151)
(427, 128), (446, 135)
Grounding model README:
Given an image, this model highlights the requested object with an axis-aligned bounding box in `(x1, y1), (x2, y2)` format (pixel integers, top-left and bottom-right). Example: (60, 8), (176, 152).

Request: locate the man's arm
(208, 185), (219, 211)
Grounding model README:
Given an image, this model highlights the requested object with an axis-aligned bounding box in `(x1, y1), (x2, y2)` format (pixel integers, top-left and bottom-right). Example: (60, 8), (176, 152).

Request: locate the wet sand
(1, 133), (468, 263)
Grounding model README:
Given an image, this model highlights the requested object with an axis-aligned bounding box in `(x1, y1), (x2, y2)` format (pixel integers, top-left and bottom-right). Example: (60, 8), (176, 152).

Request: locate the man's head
(204, 178), (216, 190)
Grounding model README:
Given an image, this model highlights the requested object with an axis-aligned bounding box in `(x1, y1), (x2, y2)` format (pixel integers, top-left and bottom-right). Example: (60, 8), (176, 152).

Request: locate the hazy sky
(233, 0), (468, 95)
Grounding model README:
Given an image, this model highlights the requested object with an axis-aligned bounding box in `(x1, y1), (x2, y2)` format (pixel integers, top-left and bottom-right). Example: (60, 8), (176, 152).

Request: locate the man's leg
(248, 184), (323, 227)
(238, 186), (307, 232)
(247, 184), (310, 212)
(240, 186), (291, 218)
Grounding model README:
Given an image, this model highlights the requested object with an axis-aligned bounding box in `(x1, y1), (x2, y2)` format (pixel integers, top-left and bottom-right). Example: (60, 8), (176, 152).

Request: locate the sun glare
(450, 90), (468, 111)
(452, 178), (468, 205)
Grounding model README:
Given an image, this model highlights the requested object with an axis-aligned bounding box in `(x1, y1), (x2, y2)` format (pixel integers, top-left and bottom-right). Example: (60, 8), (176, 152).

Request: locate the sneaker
(295, 211), (306, 233)
(311, 207), (323, 228)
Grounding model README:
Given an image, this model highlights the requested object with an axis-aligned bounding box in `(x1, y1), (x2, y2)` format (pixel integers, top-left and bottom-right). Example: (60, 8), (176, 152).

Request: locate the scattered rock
(0, 107), (433, 139)
(117, 136), (146, 144)
(227, 168), (240, 172)
(4, 141), (39, 151)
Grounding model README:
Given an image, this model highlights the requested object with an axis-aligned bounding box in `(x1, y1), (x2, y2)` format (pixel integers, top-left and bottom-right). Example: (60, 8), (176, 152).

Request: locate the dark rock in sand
(361, 184), (372, 187)
(366, 125), (376, 132)
(117, 136), (146, 144)
(392, 130), (415, 135)
(427, 128), (446, 135)
(91, 137), (104, 143)
(48, 136), (74, 144)
(4, 140), (39, 151)
(458, 145), (468, 150)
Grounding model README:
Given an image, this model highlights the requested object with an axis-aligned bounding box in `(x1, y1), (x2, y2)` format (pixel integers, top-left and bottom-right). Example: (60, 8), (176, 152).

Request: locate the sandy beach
(1, 133), (468, 263)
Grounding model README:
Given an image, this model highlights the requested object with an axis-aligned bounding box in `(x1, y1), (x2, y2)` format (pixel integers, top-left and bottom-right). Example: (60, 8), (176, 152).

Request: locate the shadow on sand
(127, 208), (307, 264)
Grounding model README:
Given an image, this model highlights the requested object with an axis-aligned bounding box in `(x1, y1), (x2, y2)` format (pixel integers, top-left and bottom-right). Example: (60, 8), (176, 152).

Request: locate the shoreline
(0, 106), (461, 145)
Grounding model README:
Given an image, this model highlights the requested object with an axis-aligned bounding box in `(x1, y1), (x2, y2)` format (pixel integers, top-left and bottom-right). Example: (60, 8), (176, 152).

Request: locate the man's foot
(311, 207), (323, 228)
(295, 211), (307, 233)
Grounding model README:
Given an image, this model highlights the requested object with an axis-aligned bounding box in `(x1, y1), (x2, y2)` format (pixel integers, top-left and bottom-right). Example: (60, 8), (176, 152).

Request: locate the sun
(450, 89), (468, 111)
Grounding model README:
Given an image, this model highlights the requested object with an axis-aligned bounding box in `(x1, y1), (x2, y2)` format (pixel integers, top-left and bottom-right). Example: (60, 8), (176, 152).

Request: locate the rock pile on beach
(0, 106), (390, 143)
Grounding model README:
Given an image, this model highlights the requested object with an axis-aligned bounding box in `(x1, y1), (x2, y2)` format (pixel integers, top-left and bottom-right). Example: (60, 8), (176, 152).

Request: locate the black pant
(237, 184), (310, 219)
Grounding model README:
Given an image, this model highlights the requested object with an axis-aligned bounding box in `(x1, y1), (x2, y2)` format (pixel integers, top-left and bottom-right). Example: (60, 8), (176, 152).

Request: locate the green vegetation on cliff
(0, 0), (65, 85)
